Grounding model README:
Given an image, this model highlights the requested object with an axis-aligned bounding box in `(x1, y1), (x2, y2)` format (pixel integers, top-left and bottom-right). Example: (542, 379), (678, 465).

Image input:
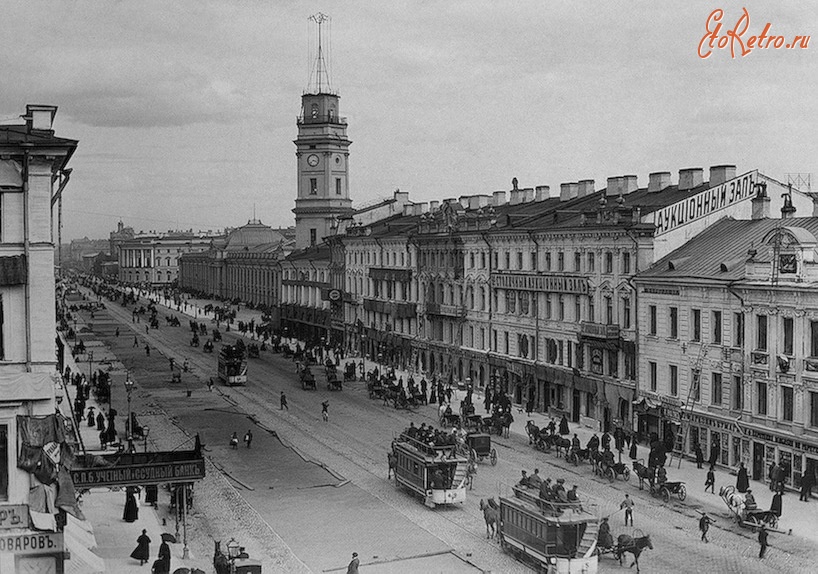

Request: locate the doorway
(572, 389), (581, 422)
(753, 442), (765, 481)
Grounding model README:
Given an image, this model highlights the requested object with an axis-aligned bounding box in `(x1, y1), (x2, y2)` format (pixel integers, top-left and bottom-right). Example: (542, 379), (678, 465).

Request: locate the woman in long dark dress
(129, 529), (150, 565)
(559, 415), (570, 436)
(123, 487), (139, 522)
(736, 462), (750, 493)
(770, 489), (783, 517)
(155, 540), (172, 574)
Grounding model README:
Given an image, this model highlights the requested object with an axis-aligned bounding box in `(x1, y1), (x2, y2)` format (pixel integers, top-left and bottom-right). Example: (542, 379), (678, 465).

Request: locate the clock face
(307, 154), (319, 167)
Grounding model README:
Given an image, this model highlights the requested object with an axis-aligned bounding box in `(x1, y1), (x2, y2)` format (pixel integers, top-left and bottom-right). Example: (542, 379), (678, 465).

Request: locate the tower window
(335, 178), (342, 195)
(310, 178), (318, 195)
(310, 229), (317, 246)
(311, 104), (319, 118)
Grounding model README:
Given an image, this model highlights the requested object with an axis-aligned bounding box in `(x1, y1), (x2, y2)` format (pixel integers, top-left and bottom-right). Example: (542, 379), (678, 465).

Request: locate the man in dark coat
(601, 431), (611, 451)
(694, 442), (704, 469)
(736, 462), (750, 493)
(96, 411), (105, 431)
(708, 443), (719, 467)
(758, 525), (769, 558)
(800, 470), (814, 501)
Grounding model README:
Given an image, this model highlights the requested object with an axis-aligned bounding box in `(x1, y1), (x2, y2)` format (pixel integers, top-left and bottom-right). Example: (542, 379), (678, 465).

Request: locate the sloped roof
(637, 216), (818, 281)
(225, 220), (285, 251)
(285, 244), (330, 262)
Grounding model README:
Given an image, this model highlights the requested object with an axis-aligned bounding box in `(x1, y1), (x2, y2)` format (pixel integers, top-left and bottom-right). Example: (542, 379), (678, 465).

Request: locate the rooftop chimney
(606, 176), (623, 197)
(647, 172), (672, 193)
(751, 181), (770, 219)
(577, 180), (594, 198)
(709, 165), (737, 187)
(782, 184), (797, 219)
(622, 175), (638, 194)
(402, 204), (413, 216)
(522, 188), (535, 203)
(560, 183), (573, 202)
(678, 167), (704, 191)
(414, 202), (427, 215)
(492, 191), (506, 206)
(430, 200), (440, 212)
(535, 185), (550, 201)
(26, 104), (57, 132)
(509, 189), (524, 205)
(468, 195), (490, 210)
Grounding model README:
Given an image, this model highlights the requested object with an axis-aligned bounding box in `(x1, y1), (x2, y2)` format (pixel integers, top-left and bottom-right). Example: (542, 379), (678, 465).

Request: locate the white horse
(720, 485), (745, 514)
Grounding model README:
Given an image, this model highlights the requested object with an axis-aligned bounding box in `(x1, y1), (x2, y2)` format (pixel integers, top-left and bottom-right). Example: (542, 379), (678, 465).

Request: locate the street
(74, 288), (818, 573)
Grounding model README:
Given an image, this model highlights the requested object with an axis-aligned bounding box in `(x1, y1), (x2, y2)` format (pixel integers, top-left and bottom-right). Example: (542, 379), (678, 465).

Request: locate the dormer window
(779, 254), (797, 274)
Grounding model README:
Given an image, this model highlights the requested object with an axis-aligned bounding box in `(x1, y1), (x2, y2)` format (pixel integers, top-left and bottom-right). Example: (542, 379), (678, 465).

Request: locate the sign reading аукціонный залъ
(70, 459), (206, 489)
(0, 532), (63, 556)
(653, 170), (758, 236)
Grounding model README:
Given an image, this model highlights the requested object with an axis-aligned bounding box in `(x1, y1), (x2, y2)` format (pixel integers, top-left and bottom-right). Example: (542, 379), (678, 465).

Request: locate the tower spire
(308, 13), (332, 94)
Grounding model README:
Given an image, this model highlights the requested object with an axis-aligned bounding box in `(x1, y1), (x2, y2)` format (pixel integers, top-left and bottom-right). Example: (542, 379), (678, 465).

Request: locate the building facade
(0, 104), (77, 571)
(635, 193), (818, 488)
(115, 228), (221, 286)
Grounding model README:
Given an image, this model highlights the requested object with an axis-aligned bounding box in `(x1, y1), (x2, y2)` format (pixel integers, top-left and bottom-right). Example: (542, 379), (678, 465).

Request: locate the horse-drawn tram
(392, 433), (469, 508)
(498, 485), (599, 573)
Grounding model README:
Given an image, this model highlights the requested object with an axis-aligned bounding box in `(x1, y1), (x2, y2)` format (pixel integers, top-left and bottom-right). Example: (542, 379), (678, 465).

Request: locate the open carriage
(300, 367), (316, 390)
(463, 414), (485, 432)
(651, 480), (686, 503)
(247, 343), (260, 358)
(343, 362), (357, 382)
(440, 412), (461, 428)
(367, 379), (386, 400)
(190, 333), (200, 347)
(203, 340), (214, 353)
(326, 368), (342, 391)
(720, 485), (779, 530)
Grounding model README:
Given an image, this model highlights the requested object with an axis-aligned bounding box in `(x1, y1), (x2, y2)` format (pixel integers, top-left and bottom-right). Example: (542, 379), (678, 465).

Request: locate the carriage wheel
(604, 467), (614, 482)
(679, 485), (687, 501)
(661, 487), (670, 503)
(490, 448), (498, 466)
(623, 467), (631, 481)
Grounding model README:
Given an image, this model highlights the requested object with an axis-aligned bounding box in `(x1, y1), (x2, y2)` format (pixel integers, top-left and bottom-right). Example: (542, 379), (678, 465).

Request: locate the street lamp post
(142, 426), (150, 453)
(124, 372), (134, 451)
(87, 350), (94, 383)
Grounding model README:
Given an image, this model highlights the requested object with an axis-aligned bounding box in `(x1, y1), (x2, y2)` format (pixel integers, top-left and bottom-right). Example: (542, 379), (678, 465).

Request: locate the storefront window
(732, 436), (742, 466)
(792, 453), (803, 489)
(779, 450), (793, 486)
(690, 427), (700, 452)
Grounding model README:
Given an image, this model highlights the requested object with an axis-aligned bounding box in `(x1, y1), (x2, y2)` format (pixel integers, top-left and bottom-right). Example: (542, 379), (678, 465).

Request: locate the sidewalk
(58, 303), (211, 574)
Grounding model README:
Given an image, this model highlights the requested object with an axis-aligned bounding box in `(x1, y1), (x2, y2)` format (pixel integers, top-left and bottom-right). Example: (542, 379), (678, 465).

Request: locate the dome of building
(225, 220), (283, 250)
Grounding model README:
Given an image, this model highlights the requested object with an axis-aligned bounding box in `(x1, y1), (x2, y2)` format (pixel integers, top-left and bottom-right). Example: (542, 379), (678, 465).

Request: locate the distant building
(0, 104), (77, 571)
(114, 227), (222, 286)
(178, 220), (293, 318)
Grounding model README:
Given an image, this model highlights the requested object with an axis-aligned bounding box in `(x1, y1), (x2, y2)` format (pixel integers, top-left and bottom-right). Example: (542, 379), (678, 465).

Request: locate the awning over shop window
(633, 397), (662, 410)
(602, 382), (634, 407)
(0, 371), (54, 401)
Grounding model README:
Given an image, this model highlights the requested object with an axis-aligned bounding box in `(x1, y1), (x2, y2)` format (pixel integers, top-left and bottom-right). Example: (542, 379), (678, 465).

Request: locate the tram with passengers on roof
(499, 484), (599, 573)
(392, 433), (469, 508)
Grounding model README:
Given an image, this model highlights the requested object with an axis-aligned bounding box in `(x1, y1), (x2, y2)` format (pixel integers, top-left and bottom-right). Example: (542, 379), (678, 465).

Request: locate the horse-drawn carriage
(439, 411), (461, 428)
(247, 343), (259, 358)
(597, 530), (654, 574)
(300, 367), (316, 390)
(326, 367), (342, 391)
(203, 340), (214, 353)
(367, 379), (386, 400)
(343, 362), (356, 382)
(463, 414), (484, 432)
(720, 485), (780, 530)
(652, 480), (686, 503)
(212, 328), (222, 342)
(601, 459), (631, 482)
(190, 333), (200, 347)
(466, 433), (497, 466)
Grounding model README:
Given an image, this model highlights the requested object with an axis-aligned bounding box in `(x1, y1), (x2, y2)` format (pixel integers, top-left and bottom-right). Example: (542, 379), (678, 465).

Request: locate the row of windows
(308, 177), (343, 195)
(648, 307), (818, 358)
(348, 251), (409, 267)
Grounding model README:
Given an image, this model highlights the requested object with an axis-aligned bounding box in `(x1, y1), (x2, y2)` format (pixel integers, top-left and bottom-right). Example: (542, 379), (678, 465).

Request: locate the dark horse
(632, 459), (655, 491)
(615, 534), (653, 573)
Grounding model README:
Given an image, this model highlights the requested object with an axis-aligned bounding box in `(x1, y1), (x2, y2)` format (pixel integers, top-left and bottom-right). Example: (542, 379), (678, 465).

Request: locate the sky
(1, 0), (815, 241)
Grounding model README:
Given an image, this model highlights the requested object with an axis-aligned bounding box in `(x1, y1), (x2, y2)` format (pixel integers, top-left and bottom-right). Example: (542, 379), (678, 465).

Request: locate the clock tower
(293, 13), (353, 250)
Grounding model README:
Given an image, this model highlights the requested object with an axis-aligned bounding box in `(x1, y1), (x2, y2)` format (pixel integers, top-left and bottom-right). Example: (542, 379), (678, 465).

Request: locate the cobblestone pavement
(77, 290), (818, 573)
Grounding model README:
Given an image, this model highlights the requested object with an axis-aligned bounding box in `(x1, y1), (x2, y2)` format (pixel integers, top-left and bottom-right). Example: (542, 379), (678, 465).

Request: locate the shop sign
(743, 427), (818, 455)
(653, 170), (757, 236)
(687, 414), (739, 432)
(0, 531), (63, 555)
(0, 505), (29, 530)
(491, 273), (589, 295)
(70, 459), (206, 488)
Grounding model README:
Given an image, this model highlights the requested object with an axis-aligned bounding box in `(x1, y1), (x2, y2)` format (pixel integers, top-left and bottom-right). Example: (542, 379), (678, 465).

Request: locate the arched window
(311, 104), (319, 118)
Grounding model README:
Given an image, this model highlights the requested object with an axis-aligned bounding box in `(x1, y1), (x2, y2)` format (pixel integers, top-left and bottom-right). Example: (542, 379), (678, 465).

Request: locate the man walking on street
(244, 430), (253, 448)
(346, 551), (359, 574)
(758, 525), (769, 558)
(699, 512), (713, 543)
(280, 391), (288, 410)
(705, 465), (716, 493)
(620, 494), (634, 526)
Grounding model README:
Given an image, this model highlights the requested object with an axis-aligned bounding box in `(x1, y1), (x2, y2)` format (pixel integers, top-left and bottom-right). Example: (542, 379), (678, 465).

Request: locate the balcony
(296, 114), (348, 125)
(751, 351), (768, 366)
(580, 321), (620, 340)
(362, 298), (417, 318)
(425, 302), (467, 318)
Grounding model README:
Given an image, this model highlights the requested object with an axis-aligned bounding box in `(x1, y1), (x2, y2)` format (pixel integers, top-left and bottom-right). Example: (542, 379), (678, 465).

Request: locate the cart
(466, 432), (497, 465)
(247, 343), (259, 358)
(440, 413), (461, 428)
(300, 368), (316, 390)
(367, 380), (386, 400)
(327, 369), (342, 391)
(653, 480), (686, 503)
(601, 460), (631, 482)
(720, 485), (780, 531)
(190, 333), (200, 347)
(463, 414), (484, 432)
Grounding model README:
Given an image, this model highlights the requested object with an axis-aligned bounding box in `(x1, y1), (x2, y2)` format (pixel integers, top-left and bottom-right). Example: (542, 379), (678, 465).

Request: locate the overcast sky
(2, 1), (815, 241)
